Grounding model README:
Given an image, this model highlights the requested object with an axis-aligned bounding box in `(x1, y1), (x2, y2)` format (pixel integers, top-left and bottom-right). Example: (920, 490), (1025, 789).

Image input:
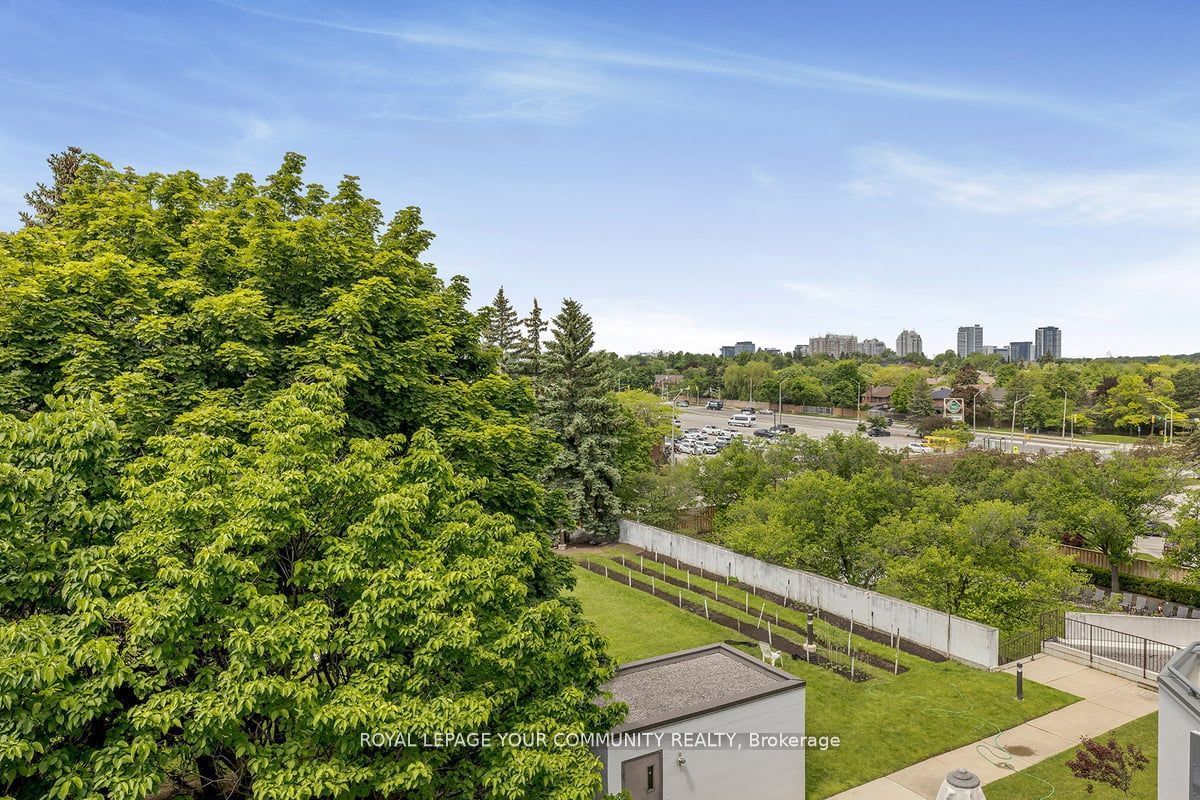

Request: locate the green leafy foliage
(0, 152), (620, 799)
(877, 500), (1079, 629)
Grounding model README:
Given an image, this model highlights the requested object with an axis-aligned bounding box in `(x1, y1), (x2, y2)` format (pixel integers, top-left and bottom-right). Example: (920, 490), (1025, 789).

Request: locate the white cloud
(749, 165), (776, 187)
(215, 2), (1188, 140)
(849, 146), (1200, 226)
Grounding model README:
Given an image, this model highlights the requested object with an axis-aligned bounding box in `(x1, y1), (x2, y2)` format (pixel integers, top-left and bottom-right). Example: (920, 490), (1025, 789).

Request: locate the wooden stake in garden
(679, 590), (683, 608)
(651, 576), (656, 594)
(686, 571), (690, 590)
(745, 591), (749, 613)
(628, 571), (632, 587)
(850, 656), (856, 682)
(758, 603), (766, 628)
(894, 630), (901, 675)
(767, 621), (773, 646)
(704, 599), (709, 619)
(639, 555), (644, 570)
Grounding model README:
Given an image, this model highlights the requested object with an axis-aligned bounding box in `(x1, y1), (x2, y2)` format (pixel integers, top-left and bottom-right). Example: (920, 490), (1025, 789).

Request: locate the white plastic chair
(758, 641), (782, 666)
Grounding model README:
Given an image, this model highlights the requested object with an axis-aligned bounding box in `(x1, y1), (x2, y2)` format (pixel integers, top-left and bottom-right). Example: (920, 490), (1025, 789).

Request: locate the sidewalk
(828, 655), (1158, 799)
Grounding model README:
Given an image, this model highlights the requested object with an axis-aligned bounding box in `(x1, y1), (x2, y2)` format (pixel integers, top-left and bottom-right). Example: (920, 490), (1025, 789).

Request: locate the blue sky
(3, 1), (1200, 357)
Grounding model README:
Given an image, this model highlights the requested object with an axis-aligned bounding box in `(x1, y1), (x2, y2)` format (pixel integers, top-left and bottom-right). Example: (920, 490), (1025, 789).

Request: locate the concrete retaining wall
(1067, 612), (1200, 648)
(620, 520), (1000, 668)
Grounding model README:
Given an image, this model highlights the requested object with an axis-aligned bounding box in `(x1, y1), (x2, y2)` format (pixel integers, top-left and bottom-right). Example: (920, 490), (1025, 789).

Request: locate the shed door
(621, 751), (664, 800)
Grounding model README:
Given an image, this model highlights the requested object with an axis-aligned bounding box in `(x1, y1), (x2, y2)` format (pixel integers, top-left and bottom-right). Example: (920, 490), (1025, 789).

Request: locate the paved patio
(828, 654), (1158, 799)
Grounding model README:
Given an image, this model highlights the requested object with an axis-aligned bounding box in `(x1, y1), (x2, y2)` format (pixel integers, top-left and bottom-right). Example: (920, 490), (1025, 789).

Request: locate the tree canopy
(0, 151), (620, 799)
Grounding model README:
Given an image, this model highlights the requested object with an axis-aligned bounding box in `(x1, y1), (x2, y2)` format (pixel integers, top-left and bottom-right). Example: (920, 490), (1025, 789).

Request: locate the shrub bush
(1076, 564), (1200, 606)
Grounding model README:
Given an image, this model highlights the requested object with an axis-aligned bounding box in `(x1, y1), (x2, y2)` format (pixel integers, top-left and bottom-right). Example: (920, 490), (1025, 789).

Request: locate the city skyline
(716, 323), (1079, 361)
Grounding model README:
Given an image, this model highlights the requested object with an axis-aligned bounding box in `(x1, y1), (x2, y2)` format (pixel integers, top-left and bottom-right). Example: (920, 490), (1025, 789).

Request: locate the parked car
(706, 399), (724, 410)
(676, 441), (697, 455)
(697, 442), (719, 455)
(728, 414), (755, 427)
(740, 407), (757, 415)
(684, 427), (701, 436)
(753, 428), (774, 438)
(769, 424), (795, 435)
(672, 417), (682, 426)
(676, 400), (690, 407)
(908, 442), (934, 453)
(701, 425), (722, 436)
(866, 428), (891, 437)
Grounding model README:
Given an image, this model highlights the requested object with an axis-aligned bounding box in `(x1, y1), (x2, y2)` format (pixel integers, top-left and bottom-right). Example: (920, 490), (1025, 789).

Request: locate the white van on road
(728, 414), (755, 427)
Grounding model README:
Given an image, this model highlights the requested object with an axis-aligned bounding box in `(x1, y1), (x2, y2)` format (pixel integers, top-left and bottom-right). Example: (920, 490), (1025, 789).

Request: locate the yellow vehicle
(924, 434), (968, 452)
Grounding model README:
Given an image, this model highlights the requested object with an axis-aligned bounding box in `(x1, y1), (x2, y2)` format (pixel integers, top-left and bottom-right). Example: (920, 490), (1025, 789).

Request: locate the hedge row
(1077, 563), (1200, 607)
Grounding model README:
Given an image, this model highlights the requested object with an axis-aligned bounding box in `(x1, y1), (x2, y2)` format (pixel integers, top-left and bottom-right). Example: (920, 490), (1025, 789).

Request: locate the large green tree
(1013, 450), (1179, 590)
(540, 299), (622, 541)
(0, 152), (618, 798)
(878, 500), (1079, 630)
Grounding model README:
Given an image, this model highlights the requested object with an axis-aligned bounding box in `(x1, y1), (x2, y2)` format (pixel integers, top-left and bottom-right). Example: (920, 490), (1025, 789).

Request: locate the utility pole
(972, 389), (982, 431)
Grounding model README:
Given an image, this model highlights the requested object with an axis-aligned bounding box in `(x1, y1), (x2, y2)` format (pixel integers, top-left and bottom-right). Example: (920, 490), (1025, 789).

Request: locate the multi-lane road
(668, 405), (1125, 456)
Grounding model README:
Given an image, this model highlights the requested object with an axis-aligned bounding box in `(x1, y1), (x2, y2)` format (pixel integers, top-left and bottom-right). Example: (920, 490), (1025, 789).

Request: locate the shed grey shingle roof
(604, 644), (803, 733)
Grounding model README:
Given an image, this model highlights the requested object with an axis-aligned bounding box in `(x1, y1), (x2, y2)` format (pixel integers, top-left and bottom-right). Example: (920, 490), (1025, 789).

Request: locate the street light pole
(1061, 390), (1068, 439)
(1151, 398), (1175, 445)
(1011, 394), (1027, 437)
(669, 387), (687, 465)
(971, 390), (982, 431)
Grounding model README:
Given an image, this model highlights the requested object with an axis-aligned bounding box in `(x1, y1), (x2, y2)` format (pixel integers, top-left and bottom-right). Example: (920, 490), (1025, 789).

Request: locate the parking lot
(662, 402), (1121, 458)
(666, 403), (918, 455)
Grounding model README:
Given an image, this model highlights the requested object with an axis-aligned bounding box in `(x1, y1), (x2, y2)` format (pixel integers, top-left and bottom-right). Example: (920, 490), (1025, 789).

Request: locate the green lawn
(572, 566), (737, 662)
(572, 566), (1080, 799)
(985, 713), (1157, 800)
(579, 549), (919, 673)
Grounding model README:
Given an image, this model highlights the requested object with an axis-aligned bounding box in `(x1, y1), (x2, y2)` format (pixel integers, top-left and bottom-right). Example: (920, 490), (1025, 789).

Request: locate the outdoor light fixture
(676, 752), (687, 767)
(935, 769), (985, 800)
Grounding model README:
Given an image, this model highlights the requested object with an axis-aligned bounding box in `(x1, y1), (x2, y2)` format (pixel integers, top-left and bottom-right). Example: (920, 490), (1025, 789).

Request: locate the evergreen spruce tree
(908, 377), (936, 418)
(514, 298), (548, 378)
(19, 146), (84, 226)
(541, 299), (622, 541)
(481, 286), (521, 371)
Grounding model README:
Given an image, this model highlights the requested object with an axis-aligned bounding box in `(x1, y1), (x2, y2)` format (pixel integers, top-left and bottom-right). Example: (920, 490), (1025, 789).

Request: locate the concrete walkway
(828, 655), (1158, 799)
